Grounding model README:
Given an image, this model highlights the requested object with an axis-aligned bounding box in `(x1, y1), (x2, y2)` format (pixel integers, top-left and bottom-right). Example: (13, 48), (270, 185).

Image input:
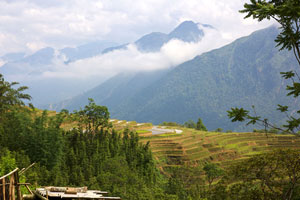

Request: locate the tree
(226, 149), (300, 200)
(75, 98), (110, 133)
(203, 163), (224, 188)
(228, 0), (300, 134)
(184, 120), (196, 129)
(196, 118), (207, 131)
(0, 149), (16, 175)
(0, 74), (31, 119)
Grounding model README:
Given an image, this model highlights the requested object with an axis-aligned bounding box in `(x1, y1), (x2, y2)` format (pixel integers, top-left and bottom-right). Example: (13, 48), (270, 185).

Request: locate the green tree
(0, 74), (31, 120)
(196, 118), (207, 131)
(226, 149), (300, 200)
(203, 163), (224, 188)
(184, 120), (196, 129)
(166, 166), (204, 200)
(75, 98), (110, 133)
(0, 149), (16, 175)
(228, 0), (300, 134)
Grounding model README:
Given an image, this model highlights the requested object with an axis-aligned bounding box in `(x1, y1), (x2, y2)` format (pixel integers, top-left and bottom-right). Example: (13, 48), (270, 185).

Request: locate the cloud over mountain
(41, 24), (230, 80)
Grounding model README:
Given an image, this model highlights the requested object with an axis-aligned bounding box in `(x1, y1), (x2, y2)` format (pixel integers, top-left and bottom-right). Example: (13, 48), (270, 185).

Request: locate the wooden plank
(0, 169), (19, 180)
(22, 194), (35, 200)
(25, 185), (33, 195)
(19, 163), (35, 176)
(34, 187), (121, 200)
(33, 191), (47, 200)
(2, 178), (6, 200)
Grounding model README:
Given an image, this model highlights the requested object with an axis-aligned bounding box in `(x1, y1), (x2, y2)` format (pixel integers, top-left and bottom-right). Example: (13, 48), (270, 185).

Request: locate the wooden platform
(35, 187), (121, 200)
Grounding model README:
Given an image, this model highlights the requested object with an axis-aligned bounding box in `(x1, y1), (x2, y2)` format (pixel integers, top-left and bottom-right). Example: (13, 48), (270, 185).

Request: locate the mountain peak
(168, 21), (204, 42)
(173, 20), (198, 30)
(135, 20), (209, 52)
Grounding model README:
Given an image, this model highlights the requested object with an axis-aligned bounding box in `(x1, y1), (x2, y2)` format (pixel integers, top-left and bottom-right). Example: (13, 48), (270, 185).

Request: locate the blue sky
(0, 0), (274, 56)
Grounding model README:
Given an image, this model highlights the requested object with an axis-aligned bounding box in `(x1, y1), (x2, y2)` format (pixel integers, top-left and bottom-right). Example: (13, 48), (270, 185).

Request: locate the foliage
(0, 149), (16, 176)
(225, 149), (300, 200)
(0, 73), (31, 120)
(203, 163), (224, 187)
(228, 0), (300, 134)
(214, 128), (223, 132)
(0, 75), (164, 199)
(196, 118), (207, 131)
(159, 121), (182, 127)
(184, 120), (196, 129)
(74, 98), (111, 133)
(3, 73), (300, 199)
(165, 166), (205, 200)
(183, 118), (207, 131)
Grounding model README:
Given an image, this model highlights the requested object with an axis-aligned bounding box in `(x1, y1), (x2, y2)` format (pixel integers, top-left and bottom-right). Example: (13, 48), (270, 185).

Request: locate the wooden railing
(0, 168), (22, 200)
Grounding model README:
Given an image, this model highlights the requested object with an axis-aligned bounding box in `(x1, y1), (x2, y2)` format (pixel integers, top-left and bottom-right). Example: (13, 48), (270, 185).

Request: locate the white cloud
(39, 26), (230, 80)
(0, 0), (275, 56)
(0, 59), (5, 67)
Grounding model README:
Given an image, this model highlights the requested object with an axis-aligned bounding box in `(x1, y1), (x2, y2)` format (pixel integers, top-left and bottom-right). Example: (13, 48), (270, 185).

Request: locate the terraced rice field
(110, 121), (300, 169)
(61, 118), (300, 170)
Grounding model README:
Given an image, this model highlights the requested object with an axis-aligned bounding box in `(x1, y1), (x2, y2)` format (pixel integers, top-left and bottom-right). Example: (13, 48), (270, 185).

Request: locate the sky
(0, 0), (276, 102)
(0, 0), (274, 56)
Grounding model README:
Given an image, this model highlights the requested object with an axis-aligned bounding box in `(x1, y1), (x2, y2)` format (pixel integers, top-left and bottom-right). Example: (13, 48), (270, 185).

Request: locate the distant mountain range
(51, 26), (298, 131)
(0, 21), (208, 106)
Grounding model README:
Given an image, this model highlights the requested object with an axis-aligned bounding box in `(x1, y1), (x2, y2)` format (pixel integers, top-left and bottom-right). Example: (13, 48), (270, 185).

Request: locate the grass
(136, 130), (151, 133)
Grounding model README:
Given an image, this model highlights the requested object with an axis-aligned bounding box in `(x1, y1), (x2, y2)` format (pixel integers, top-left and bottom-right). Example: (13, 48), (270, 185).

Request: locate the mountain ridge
(1, 20), (208, 106)
(52, 25), (298, 131)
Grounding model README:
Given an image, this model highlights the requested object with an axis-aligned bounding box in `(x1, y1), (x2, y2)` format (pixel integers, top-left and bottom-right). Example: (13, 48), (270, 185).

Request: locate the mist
(41, 26), (231, 82)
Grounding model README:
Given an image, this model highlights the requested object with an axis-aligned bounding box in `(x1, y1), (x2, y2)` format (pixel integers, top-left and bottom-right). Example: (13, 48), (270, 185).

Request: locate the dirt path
(148, 126), (183, 135)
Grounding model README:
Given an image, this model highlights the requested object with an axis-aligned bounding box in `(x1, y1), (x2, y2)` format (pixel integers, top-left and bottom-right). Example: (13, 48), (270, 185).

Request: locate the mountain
(60, 41), (117, 63)
(133, 21), (206, 52)
(53, 26), (298, 131)
(167, 21), (206, 42)
(49, 69), (171, 110)
(0, 20), (208, 106)
(1, 52), (26, 63)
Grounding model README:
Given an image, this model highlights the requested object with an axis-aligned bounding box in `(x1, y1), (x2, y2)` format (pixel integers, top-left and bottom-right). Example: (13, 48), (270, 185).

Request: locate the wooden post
(2, 178), (6, 200)
(0, 169), (19, 200)
(15, 172), (22, 200)
(12, 174), (15, 200)
(9, 174), (14, 200)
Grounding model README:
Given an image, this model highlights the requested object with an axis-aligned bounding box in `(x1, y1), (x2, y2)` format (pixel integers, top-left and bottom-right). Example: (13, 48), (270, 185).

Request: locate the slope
(54, 26), (298, 131)
(112, 26), (298, 131)
(107, 119), (300, 170)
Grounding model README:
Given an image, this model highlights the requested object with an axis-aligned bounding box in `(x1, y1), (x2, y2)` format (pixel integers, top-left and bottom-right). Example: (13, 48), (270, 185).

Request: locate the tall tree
(75, 98), (110, 133)
(0, 74), (31, 119)
(196, 118), (207, 131)
(203, 163), (223, 188)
